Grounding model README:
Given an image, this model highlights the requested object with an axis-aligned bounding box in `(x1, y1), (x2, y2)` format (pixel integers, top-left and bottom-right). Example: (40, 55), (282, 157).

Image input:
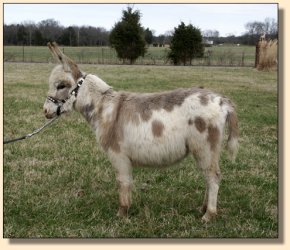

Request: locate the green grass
(4, 45), (255, 66)
(3, 63), (278, 238)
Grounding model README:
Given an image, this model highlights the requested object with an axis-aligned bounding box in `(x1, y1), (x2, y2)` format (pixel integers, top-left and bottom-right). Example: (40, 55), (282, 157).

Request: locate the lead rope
(4, 76), (86, 145)
(3, 116), (59, 145)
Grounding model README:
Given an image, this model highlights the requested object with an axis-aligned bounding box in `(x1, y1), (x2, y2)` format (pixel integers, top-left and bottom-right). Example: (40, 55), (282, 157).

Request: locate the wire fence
(4, 45), (256, 67)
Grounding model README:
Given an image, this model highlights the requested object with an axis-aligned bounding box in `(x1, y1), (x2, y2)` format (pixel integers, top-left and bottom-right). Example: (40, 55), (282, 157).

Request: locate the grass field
(3, 62), (278, 238)
(4, 45), (255, 66)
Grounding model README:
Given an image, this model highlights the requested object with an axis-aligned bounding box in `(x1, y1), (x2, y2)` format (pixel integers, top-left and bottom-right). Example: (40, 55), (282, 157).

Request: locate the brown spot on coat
(126, 87), (203, 121)
(151, 120), (165, 137)
(194, 116), (206, 132)
(99, 93), (140, 153)
(207, 125), (220, 151)
(81, 103), (95, 122)
(199, 93), (209, 105)
(100, 118), (121, 153)
(188, 119), (193, 125)
(99, 94), (127, 153)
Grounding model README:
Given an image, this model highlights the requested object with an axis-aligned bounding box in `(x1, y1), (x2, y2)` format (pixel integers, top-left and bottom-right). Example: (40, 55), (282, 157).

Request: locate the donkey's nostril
(44, 111), (54, 119)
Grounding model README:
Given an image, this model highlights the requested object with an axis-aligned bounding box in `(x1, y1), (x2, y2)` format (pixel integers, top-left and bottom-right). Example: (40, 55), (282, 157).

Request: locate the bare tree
(22, 21), (36, 46)
(202, 29), (220, 39)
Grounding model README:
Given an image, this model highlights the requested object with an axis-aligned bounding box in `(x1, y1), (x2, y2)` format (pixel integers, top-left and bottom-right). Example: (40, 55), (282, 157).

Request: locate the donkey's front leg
(117, 177), (132, 217)
(110, 154), (133, 217)
(116, 165), (133, 217)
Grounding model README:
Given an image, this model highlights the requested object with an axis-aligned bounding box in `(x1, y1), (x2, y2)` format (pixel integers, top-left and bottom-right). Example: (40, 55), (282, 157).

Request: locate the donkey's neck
(74, 76), (115, 129)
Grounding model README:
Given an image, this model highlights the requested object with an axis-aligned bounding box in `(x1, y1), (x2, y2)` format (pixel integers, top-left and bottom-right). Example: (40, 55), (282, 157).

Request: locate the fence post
(255, 41), (260, 68)
(241, 51), (245, 67)
(22, 45), (25, 62)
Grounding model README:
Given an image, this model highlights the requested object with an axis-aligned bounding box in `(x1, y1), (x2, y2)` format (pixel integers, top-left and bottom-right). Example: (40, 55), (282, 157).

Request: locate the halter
(46, 76), (86, 116)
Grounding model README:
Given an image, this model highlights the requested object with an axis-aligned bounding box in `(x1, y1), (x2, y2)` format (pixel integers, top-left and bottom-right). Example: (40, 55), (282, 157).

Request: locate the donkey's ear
(48, 42), (82, 80)
(48, 42), (67, 66)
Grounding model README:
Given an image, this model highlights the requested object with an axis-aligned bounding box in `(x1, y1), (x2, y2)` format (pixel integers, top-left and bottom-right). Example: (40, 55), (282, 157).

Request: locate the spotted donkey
(43, 42), (239, 222)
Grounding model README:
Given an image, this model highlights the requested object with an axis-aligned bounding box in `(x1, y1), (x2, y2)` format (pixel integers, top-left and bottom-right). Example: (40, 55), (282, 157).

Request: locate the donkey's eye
(57, 83), (66, 90)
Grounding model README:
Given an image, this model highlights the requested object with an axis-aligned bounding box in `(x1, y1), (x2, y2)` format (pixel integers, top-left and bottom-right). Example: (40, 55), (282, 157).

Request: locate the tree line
(4, 14), (277, 47)
(4, 19), (110, 46)
(3, 18), (165, 47)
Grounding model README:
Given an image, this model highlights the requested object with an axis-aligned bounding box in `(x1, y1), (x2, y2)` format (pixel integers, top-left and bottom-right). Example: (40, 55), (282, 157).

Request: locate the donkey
(43, 42), (239, 222)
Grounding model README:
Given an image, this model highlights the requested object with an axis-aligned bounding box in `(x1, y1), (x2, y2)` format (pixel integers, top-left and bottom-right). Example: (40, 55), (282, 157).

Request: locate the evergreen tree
(168, 22), (204, 65)
(109, 7), (146, 64)
(144, 28), (153, 45)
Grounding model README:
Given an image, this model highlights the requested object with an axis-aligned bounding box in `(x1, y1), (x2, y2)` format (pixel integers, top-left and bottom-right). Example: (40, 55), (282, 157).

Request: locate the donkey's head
(43, 42), (83, 119)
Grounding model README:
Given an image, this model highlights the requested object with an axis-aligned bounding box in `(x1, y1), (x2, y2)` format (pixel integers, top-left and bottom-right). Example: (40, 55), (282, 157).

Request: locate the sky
(4, 3), (278, 36)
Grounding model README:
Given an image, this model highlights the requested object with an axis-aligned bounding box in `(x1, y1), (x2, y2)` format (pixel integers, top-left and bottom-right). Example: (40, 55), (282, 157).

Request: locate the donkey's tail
(226, 108), (239, 162)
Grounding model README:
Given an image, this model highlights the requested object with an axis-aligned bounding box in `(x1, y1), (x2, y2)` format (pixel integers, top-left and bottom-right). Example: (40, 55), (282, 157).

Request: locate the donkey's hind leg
(192, 141), (222, 222)
(201, 159), (221, 222)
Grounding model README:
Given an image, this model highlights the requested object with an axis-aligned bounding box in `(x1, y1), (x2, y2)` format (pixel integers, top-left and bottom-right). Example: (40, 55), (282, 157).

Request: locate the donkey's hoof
(117, 206), (129, 218)
(201, 211), (216, 222)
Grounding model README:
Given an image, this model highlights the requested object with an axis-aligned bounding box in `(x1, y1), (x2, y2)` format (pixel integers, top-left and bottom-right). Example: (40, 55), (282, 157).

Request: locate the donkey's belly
(124, 131), (189, 167)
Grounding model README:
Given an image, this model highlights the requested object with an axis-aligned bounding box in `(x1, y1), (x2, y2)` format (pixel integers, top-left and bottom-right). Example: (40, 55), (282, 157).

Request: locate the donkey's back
(96, 86), (238, 167)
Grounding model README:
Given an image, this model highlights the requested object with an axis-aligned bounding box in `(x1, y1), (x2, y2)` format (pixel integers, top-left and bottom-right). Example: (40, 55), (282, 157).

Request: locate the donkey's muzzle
(44, 108), (55, 119)
(44, 96), (65, 118)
